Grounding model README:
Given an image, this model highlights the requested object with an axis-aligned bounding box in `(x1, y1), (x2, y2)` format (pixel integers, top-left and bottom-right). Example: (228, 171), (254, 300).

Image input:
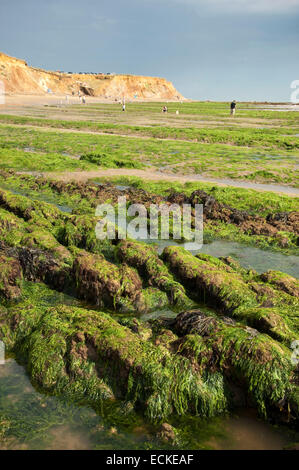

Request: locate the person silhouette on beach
(230, 100), (236, 116)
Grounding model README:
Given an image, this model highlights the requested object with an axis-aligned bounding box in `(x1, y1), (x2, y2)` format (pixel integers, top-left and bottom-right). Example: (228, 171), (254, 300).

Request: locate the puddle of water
(139, 301), (216, 322)
(176, 409), (294, 450)
(0, 357), (155, 450)
(140, 308), (178, 322)
(0, 185), (72, 213)
(250, 154), (298, 161)
(254, 105), (299, 112)
(147, 239), (299, 278)
(0, 358), (296, 450)
(199, 240), (299, 278)
(55, 203), (73, 213)
(191, 175), (299, 195)
(215, 410), (291, 450)
(0, 358), (98, 450)
(115, 185), (131, 191)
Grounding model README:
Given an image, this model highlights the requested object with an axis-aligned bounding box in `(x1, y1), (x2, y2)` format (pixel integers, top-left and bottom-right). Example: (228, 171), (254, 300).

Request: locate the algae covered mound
(0, 180), (298, 428)
(0, 300), (228, 421)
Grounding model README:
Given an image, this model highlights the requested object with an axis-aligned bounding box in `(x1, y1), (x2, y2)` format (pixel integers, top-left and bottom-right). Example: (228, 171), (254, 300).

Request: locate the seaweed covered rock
(0, 303), (229, 421)
(232, 307), (298, 344)
(187, 189), (299, 237)
(20, 229), (72, 264)
(0, 206), (73, 291)
(156, 423), (177, 444)
(0, 208), (24, 232)
(73, 250), (143, 310)
(163, 247), (298, 343)
(116, 240), (192, 308)
(0, 203), (187, 313)
(18, 246), (72, 290)
(266, 211), (299, 235)
(61, 213), (114, 256)
(260, 270), (299, 298)
(172, 309), (298, 420)
(0, 251), (22, 300)
(0, 188), (64, 231)
(13, 228), (73, 290)
(162, 246), (257, 313)
(219, 255), (256, 278)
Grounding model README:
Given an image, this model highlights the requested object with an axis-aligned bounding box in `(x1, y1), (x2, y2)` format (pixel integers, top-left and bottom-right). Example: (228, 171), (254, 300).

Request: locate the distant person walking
(230, 100), (236, 116)
(122, 103), (126, 111)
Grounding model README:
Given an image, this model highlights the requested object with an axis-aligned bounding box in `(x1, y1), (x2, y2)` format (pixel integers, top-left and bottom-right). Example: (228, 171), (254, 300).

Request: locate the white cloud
(164, 0), (299, 13)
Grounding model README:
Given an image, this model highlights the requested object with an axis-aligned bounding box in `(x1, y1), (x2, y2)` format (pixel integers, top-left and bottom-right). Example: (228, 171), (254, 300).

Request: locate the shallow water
(0, 358), (154, 450)
(199, 240), (299, 277)
(253, 105), (299, 112)
(191, 175), (299, 195)
(0, 358), (296, 450)
(249, 154), (298, 161)
(115, 185), (131, 191)
(0, 185), (73, 213)
(147, 239), (299, 278)
(190, 410), (293, 450)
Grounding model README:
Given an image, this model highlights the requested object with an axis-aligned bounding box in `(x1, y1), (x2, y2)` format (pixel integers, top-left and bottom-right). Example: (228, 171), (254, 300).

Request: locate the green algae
(0, 170), (297, 435)
(260, 270), (299, 297)
(162, 245), (258, 312)
(0, 357), (161, 450)
(1, 356), (296, 450)
(0, 253), (22, 301)
(174, 312), (296, 419)
(0, 171), (297, 255)
(116, 240), (194, 308)
(0, 301), (228, 422)
(232, 307), (297, 344)
(162, 246), (299, 345)
(92, 175), (299, 215)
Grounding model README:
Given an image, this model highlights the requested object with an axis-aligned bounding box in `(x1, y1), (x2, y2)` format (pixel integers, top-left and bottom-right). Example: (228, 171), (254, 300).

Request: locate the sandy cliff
(0, 52), (185, 101)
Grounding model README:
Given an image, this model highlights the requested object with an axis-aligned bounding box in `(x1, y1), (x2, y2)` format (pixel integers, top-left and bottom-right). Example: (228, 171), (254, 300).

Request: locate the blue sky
(0, 0), (298, 100)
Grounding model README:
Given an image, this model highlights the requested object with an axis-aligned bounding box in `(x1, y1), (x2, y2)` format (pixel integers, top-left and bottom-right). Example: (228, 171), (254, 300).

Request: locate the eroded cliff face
(0, 52), (185, 100)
